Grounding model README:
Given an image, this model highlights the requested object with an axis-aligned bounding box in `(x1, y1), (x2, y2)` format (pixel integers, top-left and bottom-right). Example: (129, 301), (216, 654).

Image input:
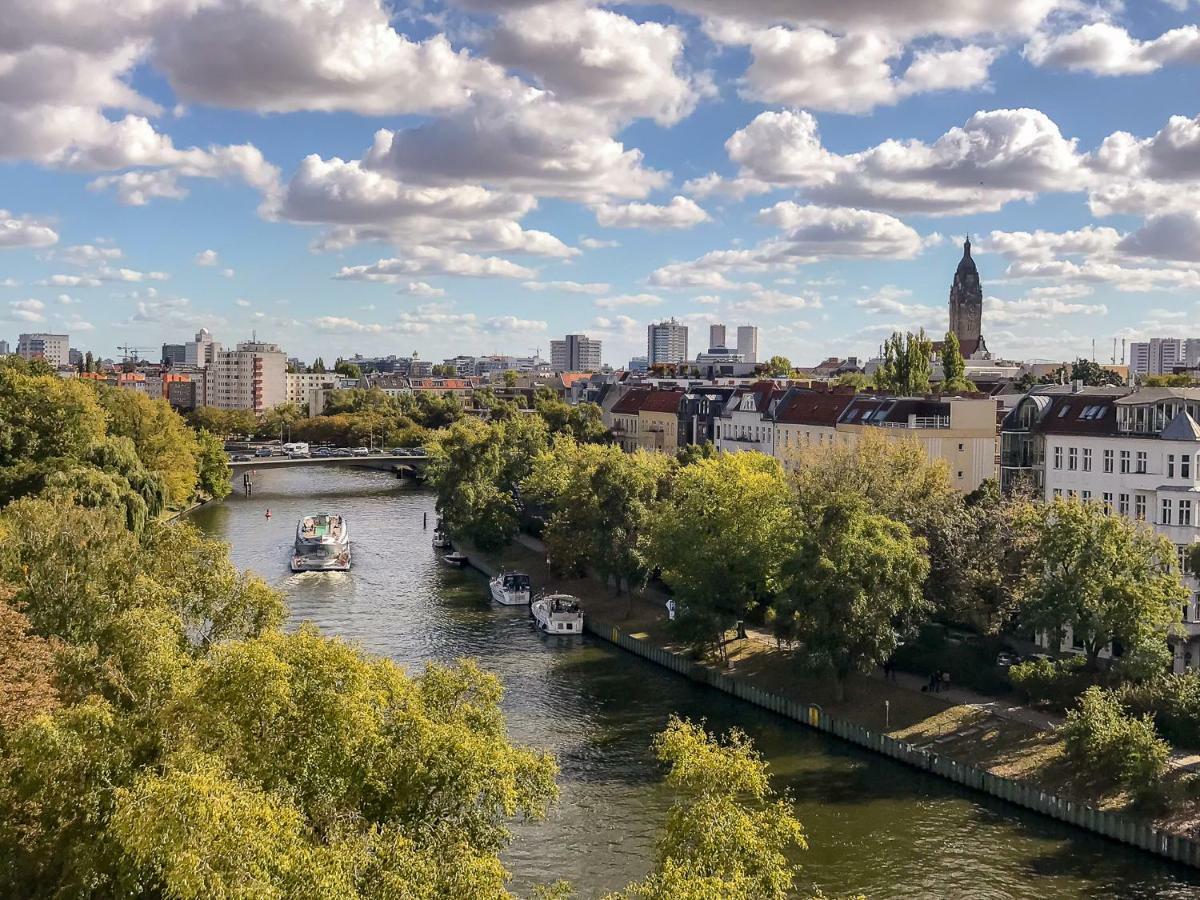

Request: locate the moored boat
(489, 571), (531, 606)
(291, 513), (351, 572)
(432, 521), (452, 550)
(530, 593), (583, 635)
(442, 551), (469, 567)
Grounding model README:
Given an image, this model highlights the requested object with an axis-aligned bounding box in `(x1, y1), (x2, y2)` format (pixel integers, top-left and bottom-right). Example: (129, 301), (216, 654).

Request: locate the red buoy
(265, 509), (272, 519)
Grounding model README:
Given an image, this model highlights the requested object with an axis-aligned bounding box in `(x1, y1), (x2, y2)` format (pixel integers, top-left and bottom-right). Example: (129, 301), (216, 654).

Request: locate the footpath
(463, 531), (1200, 866)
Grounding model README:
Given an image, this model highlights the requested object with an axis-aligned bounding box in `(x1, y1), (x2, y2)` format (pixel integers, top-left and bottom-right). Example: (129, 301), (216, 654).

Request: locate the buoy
(265, 509), (272, 519)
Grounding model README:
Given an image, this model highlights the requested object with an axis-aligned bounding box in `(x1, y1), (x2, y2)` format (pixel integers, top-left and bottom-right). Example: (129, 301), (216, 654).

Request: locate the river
(188, 466), (1200, 898)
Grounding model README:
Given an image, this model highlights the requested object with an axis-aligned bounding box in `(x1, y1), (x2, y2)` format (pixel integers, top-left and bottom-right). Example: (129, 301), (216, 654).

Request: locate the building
(17, 333), (69, 367)
(736, 326), (759, 365)
(715, 383), (785, 456)
(285, 371), (337, 407)
(162, 343), (186, 366)
(772, 387), (856, 469)
(607, 389), (651, 452)
(647, 318), (688, 366)
(166, 378), (200, 411)
(627, 356), (649, 373)
(637, 390), (685, 454)
(1001, 387), (1200, 671)
(948, 238), (988, 358)
(709, 324), (726, 350)
(1129, 338), (1200, 377)
(0, 340), (9, 355)
(206, 340), (286, 412)
(550, 334), (603, 372)
(185, 328), (220, 368)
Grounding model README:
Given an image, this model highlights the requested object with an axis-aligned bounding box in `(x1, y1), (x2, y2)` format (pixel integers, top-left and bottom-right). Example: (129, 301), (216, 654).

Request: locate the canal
(189, 467), (1200, 898)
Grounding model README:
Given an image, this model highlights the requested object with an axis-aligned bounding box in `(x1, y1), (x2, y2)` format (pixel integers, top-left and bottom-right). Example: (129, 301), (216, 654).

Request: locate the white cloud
(595, 293), (664, 309)
(755, 203), (928, 260)
(222, 267), (234, 278)
(234, 298), (251, 307)
(1117, 211), (1200, 262)
(87, 170), (189, 206)
(579, 237), (619, 249)
(984, 292), (1109, 324)
(855, 286), (942, 320)
(397, 281), (446, 297)
(681, 172), (773, 201)
(1025, 22), (1200, 76)
(594, 196), (710, 230)
(56, 243), (121, 265)
(728, 286), (822, 315)
(8, 298), (46, 322)
(194, 248), (219, 266)
(484, 315), (547, 332)
(522, 280), (610, 295)
(333, 247), (535, 281)
(0, 210), (58, 249)
(97, 266), (169, 283)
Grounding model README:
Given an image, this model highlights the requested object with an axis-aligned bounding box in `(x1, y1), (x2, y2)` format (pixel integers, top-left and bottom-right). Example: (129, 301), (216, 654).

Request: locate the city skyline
(4, 2), (1200, 366)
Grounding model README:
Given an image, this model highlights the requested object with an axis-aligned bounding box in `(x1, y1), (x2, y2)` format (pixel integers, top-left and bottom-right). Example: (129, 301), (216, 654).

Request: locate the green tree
(334, 360), (363, 379)
(832, 372), (871, 390)
(874, 330), (933, 395)
(765, 355), (792, 378)
(84, 350), (95, 373)
(503, 370), (519, 388)
(939, 332), (976, 394)
(195, 428), (232, 500)
(675, 441), (717, 466)
(1038, 359), (1124, 387)
(774, 497), (930, 700)
(646, 453), (795, 657)
(1061, 687), (1169, 804)
(1022, 498), (1187, 673)
(99, 387), (201, 506)
(610, 718), (806, 900)
(311, 357), (326, 373)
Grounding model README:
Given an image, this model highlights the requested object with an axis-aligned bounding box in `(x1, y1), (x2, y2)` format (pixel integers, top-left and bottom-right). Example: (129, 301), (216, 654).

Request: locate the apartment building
(608, 388), (651, 452)
(206, 340), (286, 412)
(647, 319), (688, 366)
(636, 390), (684, 454)
(185, 328), (221, 368)
(1130, 338), (1200, 377)
(771, 387), (855, 470)
(1001, 387), (1200, 670)
(17, 332), (69, 367)
(286, 371), (337, 406)
(714, 383), (784, 456)
(550, 334), (602, 372)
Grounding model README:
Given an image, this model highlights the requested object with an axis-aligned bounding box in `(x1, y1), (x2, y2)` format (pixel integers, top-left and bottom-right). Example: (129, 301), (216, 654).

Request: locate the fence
(585, 617), (1200, 869)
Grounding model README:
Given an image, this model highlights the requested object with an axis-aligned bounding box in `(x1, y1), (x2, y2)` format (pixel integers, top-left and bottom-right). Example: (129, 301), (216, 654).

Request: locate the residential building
(678, 386), (738, 447)
(408, 377), (476, 400)
(715, 383), (784, 456)
(166, 378), (200, 411)
(68, 348), (83, 367)
(607, 389), (651, 452)
(736, 325), (759, 365)
(0, 340), (9, 355)
(1001, 386), (1200, 671)
(637, 390), (684, 454)
(206, 340), (286, 412)
(162, 343), (186, 366)
(550, 334), (602, 372)
(17, 333), (69, 367)
(771, 387), (856, 469)
(442, 355), (478, 377)
(1129, 338), (1200, 377)
(647, 318), (688, 366)
(184, 328), (220, 368)
(286, 371), (337, 406)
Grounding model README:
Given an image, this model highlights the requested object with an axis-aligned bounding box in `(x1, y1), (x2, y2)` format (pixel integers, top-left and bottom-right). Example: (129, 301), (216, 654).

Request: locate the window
(1067, 489), (1077, 499)
(1053, 488), (1063, 499)
(1103, 448), (1114, 473)
(1162, 498), (1173, 526)
(1068, 447), (1078, 471)
(1136, 451), (1148, 474)
(1178, 545), (1191, 575)
(1083, 448), (1093, 472)
(1136, 494), (1147, 520)
(1120, 450), (1131, 474)
(1181, 500), (1193, 527)
(958, 442), (964, 451)
(1054, 446), (1063, 470)
(1082, 490), (1092, 501)
(957, 470), (964, 479)
(1169, 454), (1176, 478)
(1119, 493), (1130, 516)
(1103, 492), (1113, 512)
(1184, 454), (1193, 479)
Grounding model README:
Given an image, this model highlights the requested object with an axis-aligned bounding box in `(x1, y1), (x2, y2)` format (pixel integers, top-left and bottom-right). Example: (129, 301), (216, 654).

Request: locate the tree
(645, 454), (795, 657)
(1061, 687), (1169, 804)
(311, 357), (326, 373)
(773, 497), (930, 700)
(675, 441), (717, 466)
(610, 717), (806, 900)
(873, 330), (932, 396)
(0, 365), (107, 468)
(832, 372), (871, 390)
(1038, 359), (1124, 388)
(1145, 374), (1195, 387)
(939, 332), (976, 394)
(1022, 498), (1187, 673)
(502, 370), (519, 388)
(0, 589), (60, 733)
(195, 429), (232, 500)
(334, 360), (363, 379)
(84, 350), (95, 373)
(98, 387), (201, 506)
(765, 355), (792, 378)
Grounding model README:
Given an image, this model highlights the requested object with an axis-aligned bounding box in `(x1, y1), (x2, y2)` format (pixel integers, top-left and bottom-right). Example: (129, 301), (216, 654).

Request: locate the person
(930, 670), (941, 693)
(942, 670), (951, 693)
(666, 598), (676, 621)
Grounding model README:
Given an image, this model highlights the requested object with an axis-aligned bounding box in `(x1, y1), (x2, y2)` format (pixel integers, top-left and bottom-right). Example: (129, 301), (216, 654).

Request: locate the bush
(1009, 656), (1093, 709)
(1114, 672), (1200, 750)
(1061, 687), (1169, 804)
(891, 627), (1013, 695)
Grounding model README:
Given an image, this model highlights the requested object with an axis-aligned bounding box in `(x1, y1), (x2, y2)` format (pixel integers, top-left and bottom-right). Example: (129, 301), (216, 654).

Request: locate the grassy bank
(466, 536), (1200, 838)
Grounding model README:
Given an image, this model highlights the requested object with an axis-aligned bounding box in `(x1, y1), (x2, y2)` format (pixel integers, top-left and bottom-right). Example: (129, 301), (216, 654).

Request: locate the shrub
(1061, 687), (1169, 804)
(890, 628), (1012, 695)
(1009, 656), (1093, 709)
(1114, 672), (1200, 750)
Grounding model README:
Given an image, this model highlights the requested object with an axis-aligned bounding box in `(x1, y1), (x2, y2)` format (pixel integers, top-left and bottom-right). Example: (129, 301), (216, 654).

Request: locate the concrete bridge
(227, 452), (431, 473)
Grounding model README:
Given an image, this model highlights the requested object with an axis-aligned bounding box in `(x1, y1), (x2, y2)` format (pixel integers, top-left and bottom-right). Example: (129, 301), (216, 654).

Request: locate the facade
(771, 387), (855, 469)
(17, 333), (69, 367)
(647, 318), (688, 366)
(185, 328), (220, 367)
(206, 340), (287, 412)
(161, 343), (186, 366)
(0, 340), (9, 355)
(715, 383), (784, 456)
(627, 356), (649, 373)
(608, 388), (650, 452)
(286, 371), (337, 406)
(947, 238), (988, 357)
(1002, 387), (1200, 671)
(709, 324), (726, 350)
(550, 334), (602, 372)
(1129, 338), (1200, 377)
(636, 390), (684, 454)
(736, 326), (759, 365)
(166, 378), (200, 411)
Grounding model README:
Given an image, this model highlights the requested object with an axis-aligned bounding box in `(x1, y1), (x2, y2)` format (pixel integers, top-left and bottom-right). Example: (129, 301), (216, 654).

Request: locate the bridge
(227, 452), (431, 472)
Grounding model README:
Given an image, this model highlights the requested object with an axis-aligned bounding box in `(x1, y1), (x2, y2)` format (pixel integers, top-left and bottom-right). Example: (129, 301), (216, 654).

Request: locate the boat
(530, 593), (584, 635)
(291, 513), (351, 572)
(432, 520), (452, 550)
(442, 551), (469, 567)
(489, 571), (531, 606)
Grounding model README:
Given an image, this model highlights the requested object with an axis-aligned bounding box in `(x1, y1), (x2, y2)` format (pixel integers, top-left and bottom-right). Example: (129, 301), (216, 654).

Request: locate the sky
(3, 1), (1200, 368)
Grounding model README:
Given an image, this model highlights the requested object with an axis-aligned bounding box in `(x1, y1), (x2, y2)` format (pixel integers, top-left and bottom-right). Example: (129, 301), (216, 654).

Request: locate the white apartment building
(715, 383), (783, 455)
(647, 318), (688, 366)
(17, 333), (69, 367)
(709, 324), (726, 350)
(736, 325), (759, 365)
(286, 371), (337, 406)
(1129, 338), (1200, 376)
(206, 340), (287, 413)
(1003, 387), (1200, 670)
(185, 328), (221, 368)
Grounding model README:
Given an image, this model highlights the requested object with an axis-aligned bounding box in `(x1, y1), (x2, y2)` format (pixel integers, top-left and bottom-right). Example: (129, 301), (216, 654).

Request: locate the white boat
(531, 593), (583, 635)
(291, 513), (351, 572)
(432, 530), (452, 550)
(442, 551), (469, 567)
(489, 572), (531, 606)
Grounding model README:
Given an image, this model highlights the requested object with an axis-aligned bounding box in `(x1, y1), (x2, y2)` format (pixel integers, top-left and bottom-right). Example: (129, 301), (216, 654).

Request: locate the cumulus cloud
(1117, 211), (1200, 262)
(1025, 22), (1200, 76)
(984, 292), (1109, 324)
(194, 248), (219, 266)
(755, 203), (929, 260)
(594, 196), (710, 230)
(1087, 114), (1200, 216)
(8, 298), (46, 322)
(333, 247), (535, 281)
(0, 210), (58, 249)
(56, 243), (121, 265)
(579, 237), (619, 249)
(397, 281), (446, 297)
(594, 293), (664, 309)
(522, 280), (610, 295)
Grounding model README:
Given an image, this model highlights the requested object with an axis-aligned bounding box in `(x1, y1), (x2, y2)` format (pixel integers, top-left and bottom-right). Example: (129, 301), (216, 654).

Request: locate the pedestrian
(928, 671), (938, 693)
(666, 598), (676, 621)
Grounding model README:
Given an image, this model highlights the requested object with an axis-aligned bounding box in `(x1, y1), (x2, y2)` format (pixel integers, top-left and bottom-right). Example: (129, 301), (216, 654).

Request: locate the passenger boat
(530, 593), (584, 635)
(442, 551), (469, 567)
(291, 513), (351, 572)
(489, 571), (531, 606)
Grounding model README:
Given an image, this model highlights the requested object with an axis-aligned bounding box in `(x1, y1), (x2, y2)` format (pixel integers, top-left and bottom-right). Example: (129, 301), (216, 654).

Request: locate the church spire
(963, 235), (971, 258)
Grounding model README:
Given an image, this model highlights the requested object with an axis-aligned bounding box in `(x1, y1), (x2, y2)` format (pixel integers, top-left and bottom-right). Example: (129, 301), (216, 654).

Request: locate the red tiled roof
(559, 372), (591, 387)
(611, 388), (652, 415)
(638, 389), (684, 414)
(773, 390), (854, 426)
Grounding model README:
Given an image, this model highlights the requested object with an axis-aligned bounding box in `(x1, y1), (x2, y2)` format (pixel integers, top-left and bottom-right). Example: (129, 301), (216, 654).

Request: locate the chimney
(1071, 379), (1083, 393)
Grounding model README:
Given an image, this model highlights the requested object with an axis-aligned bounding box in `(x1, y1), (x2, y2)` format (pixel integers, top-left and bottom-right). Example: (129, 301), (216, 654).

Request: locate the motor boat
(432, 520), (452, 550)
(292, 513), (350, 572)
(442, 551), (469, 567)
(531, 593), (583, 635)
(489, 571), (531, 606)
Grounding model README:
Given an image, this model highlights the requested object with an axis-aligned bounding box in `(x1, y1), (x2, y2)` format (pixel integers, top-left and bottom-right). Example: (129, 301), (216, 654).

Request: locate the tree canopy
(873, 330), (932, 396)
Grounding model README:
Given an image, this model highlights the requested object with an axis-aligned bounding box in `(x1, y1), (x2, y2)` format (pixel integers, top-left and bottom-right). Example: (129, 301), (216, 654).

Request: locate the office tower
(647, 318), (688, 366)
(736, 325), (759, 364)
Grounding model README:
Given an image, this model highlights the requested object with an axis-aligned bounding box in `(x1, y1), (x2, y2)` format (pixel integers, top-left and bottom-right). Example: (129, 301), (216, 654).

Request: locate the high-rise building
(708, 324), (726, 351)
(185, 328), (221, 367)
(736, 325), (759, 364)
(0, 340), (9, 355)
(647, 318), (688, 366)
(948, 238), (987, 357)
(17, 333), (69, 367)
(1129, 338), (1197, 376)
(206, 340), (286, 412)
(162, 343), (186, 366)
(550, 334), (603, 371)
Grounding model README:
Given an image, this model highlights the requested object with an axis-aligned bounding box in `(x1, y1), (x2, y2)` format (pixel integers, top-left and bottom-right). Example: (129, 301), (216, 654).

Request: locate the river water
(189, 466), (1200, 898)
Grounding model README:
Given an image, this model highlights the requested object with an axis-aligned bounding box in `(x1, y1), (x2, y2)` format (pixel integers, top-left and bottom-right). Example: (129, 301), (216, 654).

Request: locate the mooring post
(423, 512), (428, 529)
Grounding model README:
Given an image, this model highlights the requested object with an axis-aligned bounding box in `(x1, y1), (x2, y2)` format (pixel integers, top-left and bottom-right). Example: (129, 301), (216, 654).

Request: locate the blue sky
(3, 0), (1200, 367)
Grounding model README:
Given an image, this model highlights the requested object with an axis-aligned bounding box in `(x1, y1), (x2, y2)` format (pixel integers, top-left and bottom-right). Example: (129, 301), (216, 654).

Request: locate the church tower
(948, 237), (985, 357)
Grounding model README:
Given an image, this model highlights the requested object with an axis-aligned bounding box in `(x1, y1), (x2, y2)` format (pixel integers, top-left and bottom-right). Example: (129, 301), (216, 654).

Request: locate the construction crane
(116, 344), (153, 362)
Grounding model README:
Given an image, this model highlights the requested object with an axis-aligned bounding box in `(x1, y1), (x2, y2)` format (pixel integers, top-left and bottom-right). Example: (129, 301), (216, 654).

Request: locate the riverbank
(462, 534), (1200, 868)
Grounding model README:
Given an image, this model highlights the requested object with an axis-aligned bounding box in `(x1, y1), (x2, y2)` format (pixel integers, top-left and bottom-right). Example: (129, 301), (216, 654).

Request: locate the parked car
(352, 447), (369, 457)
(289, 450), (311, 459)
(254, 447), (273, 458)
(313, 447), (333, 457)
(995, 652), (1020, 669)
(231, 454), (252, 462)
(333, 448), (353, 457)
(390, 447), (409, 455)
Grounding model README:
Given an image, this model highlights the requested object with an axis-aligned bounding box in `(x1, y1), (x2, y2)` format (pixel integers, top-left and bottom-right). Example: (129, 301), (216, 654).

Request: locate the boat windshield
(505, 573), (530, 590)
